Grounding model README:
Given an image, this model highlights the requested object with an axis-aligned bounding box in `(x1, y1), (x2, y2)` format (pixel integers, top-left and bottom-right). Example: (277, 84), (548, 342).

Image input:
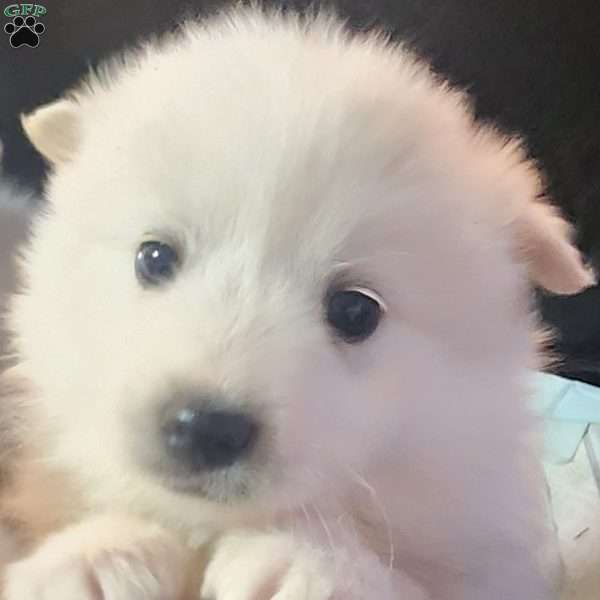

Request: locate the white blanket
(548, 447), (600, 599)
(536, 372), (600, 599)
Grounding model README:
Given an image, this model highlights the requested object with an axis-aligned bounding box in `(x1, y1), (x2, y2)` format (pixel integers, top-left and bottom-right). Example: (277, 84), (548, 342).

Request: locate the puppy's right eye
(135, 241), (179, 287)
(326, 288), (384, 342)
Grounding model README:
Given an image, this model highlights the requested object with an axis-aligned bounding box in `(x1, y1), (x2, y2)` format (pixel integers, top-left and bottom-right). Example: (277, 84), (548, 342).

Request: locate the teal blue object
(584, 425), (600, 492)
(533, 372), (600, 467)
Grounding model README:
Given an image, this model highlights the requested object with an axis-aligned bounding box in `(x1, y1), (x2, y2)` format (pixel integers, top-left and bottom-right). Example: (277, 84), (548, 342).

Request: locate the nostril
(162, 408), (258, 471)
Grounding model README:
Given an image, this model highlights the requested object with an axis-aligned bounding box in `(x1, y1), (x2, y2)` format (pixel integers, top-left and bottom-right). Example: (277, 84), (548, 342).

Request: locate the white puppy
(1, 8), (593, 600)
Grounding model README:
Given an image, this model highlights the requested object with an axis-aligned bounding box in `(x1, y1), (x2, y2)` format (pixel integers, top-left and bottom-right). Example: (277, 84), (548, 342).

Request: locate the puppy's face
(12, 15), (592, 527)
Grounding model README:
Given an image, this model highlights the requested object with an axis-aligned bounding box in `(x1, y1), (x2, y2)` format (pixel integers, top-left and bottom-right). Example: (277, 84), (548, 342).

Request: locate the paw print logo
(4, 15), (45, 48)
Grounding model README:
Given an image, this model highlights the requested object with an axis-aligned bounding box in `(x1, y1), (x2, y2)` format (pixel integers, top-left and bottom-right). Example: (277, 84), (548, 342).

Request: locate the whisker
(345, 466), (396, 572)
(300, 502), (313, 537)
(310, 500), (342, 577)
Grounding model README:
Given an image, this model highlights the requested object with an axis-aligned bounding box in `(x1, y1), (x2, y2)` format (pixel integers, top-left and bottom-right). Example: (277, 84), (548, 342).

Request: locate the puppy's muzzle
(161, 406), (258, 471)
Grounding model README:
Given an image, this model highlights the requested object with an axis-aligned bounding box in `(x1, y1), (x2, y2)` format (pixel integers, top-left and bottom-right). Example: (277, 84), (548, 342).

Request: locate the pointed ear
(20, 100), (80, 165)
(516, 199), (595, 295)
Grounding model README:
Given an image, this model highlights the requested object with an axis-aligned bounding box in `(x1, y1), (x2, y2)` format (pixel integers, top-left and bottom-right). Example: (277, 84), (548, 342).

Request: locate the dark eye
(135, 241), (179, 286)
(326, 288), (384, 342)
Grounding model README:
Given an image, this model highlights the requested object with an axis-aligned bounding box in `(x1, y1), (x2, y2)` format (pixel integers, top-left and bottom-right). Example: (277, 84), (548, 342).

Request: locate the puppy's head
(12, 11), (592, 528)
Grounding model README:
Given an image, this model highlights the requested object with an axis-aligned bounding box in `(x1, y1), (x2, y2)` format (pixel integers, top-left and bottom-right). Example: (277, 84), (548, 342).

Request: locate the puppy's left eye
(136, 241), (179, 286)
(326, 288), (384, 342)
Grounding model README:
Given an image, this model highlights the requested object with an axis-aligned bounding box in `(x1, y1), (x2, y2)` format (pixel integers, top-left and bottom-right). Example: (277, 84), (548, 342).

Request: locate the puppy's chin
(144, 458), (321, 522)
(138, 455), (285, 509)
(157, 469), (258, 505)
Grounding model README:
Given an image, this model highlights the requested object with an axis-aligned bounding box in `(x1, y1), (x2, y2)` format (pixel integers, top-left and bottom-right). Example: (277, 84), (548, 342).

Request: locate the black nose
(162, 409), (258, 471)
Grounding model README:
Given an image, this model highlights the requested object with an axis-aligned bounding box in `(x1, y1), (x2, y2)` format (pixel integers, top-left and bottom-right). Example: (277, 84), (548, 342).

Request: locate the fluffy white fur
(1, 7), (594, 599)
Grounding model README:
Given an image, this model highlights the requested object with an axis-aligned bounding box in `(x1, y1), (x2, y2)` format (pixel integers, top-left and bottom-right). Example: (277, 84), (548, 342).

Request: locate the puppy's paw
(201, 530), (431, 600)
(4, 515), (187, 600)
(201, 530), (336, 600)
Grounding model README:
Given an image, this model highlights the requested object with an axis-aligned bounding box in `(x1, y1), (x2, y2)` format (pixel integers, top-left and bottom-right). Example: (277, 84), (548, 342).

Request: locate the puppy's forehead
(63, 15), (516, 288)
(72, 21), (442, 251)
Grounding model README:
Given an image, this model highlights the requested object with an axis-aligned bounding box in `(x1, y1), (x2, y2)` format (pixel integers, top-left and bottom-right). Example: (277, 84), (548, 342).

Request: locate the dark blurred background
(1, 0), (599, 383)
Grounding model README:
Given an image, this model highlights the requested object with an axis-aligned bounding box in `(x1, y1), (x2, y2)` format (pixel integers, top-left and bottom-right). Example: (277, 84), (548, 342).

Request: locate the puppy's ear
(20, 100), (80, 165)
(515, 199), (595, 295)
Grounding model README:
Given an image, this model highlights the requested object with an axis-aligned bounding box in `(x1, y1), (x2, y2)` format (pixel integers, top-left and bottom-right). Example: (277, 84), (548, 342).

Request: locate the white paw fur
(201, 530), (334, 600)
(201, 530), (428, 600)
(3, 515), (187, 600)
